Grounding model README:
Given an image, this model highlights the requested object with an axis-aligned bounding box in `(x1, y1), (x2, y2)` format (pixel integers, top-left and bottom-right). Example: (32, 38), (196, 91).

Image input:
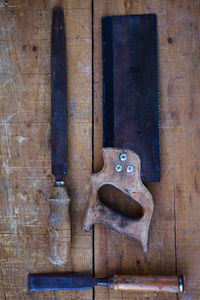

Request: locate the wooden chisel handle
(111, 275), (184, 293)
(48, 185), (71, 265)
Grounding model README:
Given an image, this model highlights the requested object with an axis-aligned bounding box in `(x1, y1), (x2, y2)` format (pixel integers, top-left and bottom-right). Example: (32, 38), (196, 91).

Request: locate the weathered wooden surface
(0, 0), (92, 299)
(93, 1), (200, 300)
(0, 0), (199, 299)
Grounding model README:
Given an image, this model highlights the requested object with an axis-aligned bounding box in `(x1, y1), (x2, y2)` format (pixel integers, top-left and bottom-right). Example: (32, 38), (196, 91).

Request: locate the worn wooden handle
(83, 148), (154, 252)
(48, 185), (71, 265)
(112, 275), (182, 293)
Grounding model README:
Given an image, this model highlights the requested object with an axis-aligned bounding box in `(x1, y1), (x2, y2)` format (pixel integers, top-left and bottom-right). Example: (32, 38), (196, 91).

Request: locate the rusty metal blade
(102, 14), (160, 182)
(28, 274), (109, 291)
(51, 7), (67, 181)
(28, 274), (96, 291)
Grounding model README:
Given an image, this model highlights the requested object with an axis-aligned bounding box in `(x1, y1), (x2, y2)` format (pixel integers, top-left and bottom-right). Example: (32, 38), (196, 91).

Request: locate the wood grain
(0, 1), (92, 299)
(0, 0), (199, 299)
(93, 0), (199, 300)
(83, 148), (154, 253)
(48, 186), (71, 265)
(112, 275), (180, 293)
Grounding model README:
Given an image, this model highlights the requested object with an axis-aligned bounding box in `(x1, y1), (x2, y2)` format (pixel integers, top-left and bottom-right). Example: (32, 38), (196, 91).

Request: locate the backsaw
(83, 14), (160, 252)
(48, 7), (71, 265)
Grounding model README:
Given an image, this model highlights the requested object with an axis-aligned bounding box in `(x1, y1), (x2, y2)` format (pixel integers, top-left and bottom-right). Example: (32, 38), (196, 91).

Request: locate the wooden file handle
(112, 275), (183, 293)
(48, 185), (71, 265)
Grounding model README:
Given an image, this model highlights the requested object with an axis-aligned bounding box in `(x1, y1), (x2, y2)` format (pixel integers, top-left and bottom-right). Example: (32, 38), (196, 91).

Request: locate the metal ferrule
(95, 278), (108, 287)
(178, 275), (184, 293)
(54, 181), (65, 187)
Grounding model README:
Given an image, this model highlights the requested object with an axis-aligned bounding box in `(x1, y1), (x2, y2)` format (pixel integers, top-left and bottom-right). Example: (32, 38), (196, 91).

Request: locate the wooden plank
(1, 1), (199, 299)
(170, 1), (200, 299)
(93, 0), (199, 299)
(0, 1), (93, 299)
(0, 0), (91, 11)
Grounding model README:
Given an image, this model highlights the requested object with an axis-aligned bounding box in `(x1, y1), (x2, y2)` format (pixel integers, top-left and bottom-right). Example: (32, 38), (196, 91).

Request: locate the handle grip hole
(98, 184), (144, 220)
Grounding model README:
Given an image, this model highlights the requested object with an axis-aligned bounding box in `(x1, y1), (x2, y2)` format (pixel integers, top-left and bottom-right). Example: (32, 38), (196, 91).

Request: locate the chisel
(28, 273), (184, 293)
(48, 7), (71, 265)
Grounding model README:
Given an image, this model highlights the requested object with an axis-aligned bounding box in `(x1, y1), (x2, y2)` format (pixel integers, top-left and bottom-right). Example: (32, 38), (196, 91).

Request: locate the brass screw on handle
(120, 153), (127, 161)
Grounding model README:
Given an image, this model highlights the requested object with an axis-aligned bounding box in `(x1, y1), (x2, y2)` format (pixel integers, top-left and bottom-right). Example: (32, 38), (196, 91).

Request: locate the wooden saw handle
(112, 275), (184, 293)
(83, 148), (154, 252)
(48, 185), (71, 265)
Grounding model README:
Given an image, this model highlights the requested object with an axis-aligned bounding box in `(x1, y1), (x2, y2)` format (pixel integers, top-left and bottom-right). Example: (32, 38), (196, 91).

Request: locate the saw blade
(102, 14), (160, 182)
(51, 7), (67, 181)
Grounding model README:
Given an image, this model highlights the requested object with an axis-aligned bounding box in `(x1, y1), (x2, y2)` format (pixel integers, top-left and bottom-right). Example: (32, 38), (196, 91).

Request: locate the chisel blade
(28, 274), (98, 291)
(51, 7), (67, 181)
(102, 14), (160, 182)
